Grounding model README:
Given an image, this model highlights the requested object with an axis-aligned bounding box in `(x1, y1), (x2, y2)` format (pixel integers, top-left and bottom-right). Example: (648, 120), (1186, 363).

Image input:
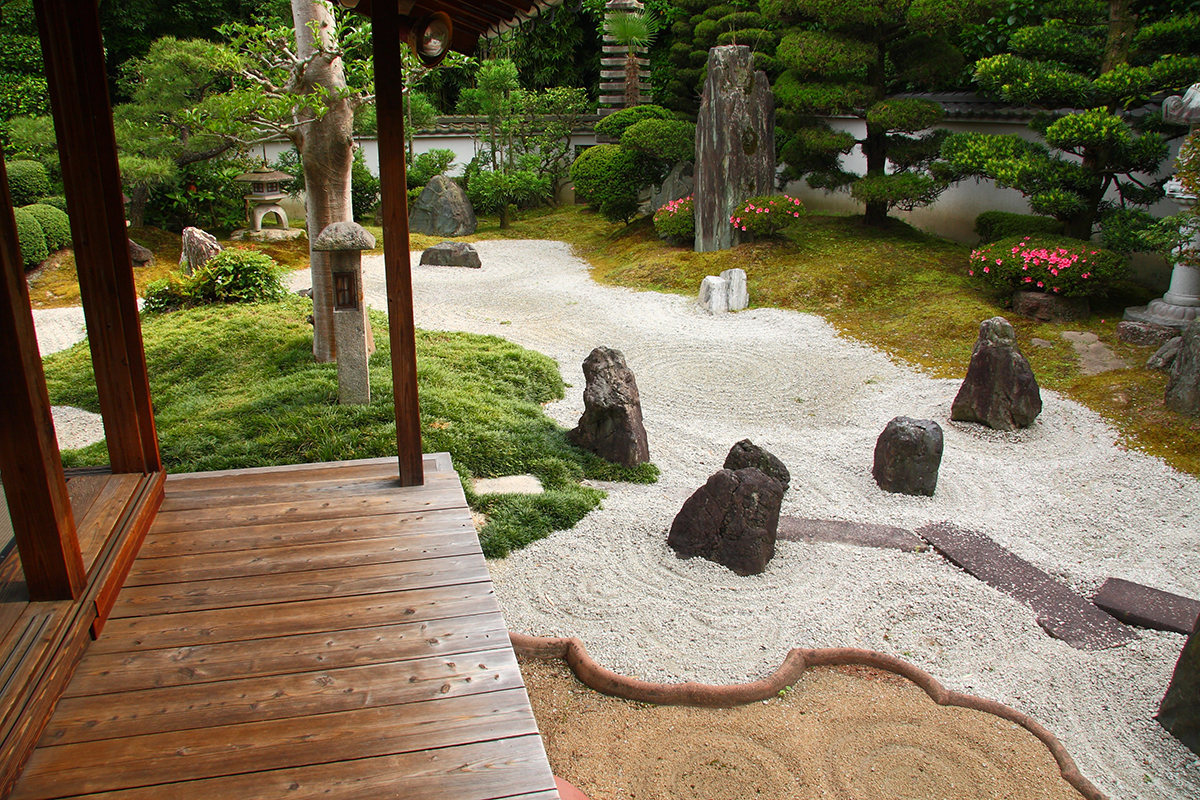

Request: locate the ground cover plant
(41, 299), (656, 557)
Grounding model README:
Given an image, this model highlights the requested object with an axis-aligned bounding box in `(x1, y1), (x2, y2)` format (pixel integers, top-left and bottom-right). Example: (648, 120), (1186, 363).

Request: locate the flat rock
(1093, 577), (1200, 634)
(1062, 330), (1127, 375)
(916, 522), (1136, 650)
(472, 475), (544, 495)
(1012, 290), (1089, 323)
(777, 517), (927, 552)
(1117, 320), (1177, 348)
(1029, 338), (1055, 349)
(420, 241), (482, 269)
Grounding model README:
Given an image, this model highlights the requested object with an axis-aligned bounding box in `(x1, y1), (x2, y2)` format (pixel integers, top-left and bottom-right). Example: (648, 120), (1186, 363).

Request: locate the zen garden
(5, 0), (1200, 798)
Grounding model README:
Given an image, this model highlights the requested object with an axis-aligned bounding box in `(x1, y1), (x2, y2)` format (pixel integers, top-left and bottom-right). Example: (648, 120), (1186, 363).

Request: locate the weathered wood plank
(88, 582), (498, 654)
(65, 612), (511, 696)
(63, 474), (109, 531)
(137, 506), (476, 559)
(14, 689), (541, 798)
(42, 645), (521, 745)
(109, 556), (492, 617)
(74, 474), (139, 572)
(66, 735), (558, 800)
(91, 472), (165, 637)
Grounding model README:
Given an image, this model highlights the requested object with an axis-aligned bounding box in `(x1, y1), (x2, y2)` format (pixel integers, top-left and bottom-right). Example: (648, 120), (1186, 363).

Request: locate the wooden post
(373, 2), (425, 486)
(34, 0), (161, 475)
(0, 158), (85, 601)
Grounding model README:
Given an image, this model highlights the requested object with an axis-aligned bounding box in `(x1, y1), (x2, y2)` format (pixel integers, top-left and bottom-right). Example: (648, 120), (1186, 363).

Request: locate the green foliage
(605, 9), (659, 52)
(729, 194), (804, 238)
(0, 9), (48, 124)
(144, 247), (285, 312)
(776, 31), (876, 77)
(351, 148), (379, 222)
(594, 105), (673, 141)
(21, 203), (71, 251)
(40, 195), (68, 212)
(145, 157), (251, 232)
(620, 119), (695, 164)
(652, 194), (694, 244)
(866, 99), (943, 134)
(466, 168), (552, 214)
(12, 205), (46, 267)
(968, 235), (1126, 298)
(974, 211), (1064, 243)
(850, 173), (944, 212)
(407, 149), (457, 189)
(5, 159), (49, 206)
(569, 144), (648, 224)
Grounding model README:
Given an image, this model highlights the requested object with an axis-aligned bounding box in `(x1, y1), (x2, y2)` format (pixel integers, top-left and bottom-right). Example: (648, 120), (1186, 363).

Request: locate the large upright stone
(668, 467), (784, 576)
(408, 175), (477, 237)
(648, 161), (694, 213)
(873, 417), (944, 497)
(951, 317), (1043, 430)
(721, 268), (748, 311)
(698, 275), (728, 314)
(1157, 614), (1200, 756)
(1165, 318), (1200, 417)
(724, 439), (790, 490)
(179, 226), (221, 276)
(694, 45), (775, 253)
(567, 347), (650, 467)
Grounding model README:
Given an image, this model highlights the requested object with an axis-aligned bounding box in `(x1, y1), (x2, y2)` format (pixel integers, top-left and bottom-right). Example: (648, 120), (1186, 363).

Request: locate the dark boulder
(1157, 612), (1200, 756)
(420, 241), (482, 269)
(1117, 320), (1177, 348)
(1148, 336), (1183, 372)
(873, 417), (944, 497)
(668, 467), (783, 576)
(951, 317), (1042, 431)
(127, 238), (154, 267)
(567, 347), (650, 467)
(408, 175), (477, 238)
(724, 439), (790, 491)
(1165, 319), (1200, 418)
(1012, 290), (1089, 323)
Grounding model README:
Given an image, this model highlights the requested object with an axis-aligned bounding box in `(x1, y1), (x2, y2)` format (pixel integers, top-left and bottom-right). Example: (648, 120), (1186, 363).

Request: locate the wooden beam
(373, 4), (425, 487)
(0, 156), (85, 601)
(34, 0), (161, 476)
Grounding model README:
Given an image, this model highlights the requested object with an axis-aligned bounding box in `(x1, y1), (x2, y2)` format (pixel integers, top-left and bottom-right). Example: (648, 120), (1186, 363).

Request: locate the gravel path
(320, 239), (1199, 800)
(29, 305), (106, 451)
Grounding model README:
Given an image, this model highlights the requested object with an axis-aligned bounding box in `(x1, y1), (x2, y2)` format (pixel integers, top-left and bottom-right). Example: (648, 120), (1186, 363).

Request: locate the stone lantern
(312, 221), (375, 405)
(233, 165), (295, 232)
(1125, 84), (1200, 330)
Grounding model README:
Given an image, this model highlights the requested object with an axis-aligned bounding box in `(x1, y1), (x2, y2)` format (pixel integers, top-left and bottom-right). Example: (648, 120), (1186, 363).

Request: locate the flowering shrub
(729, 194), (804, 239)
(968, 235), (1127, 299)
(653, 195), (694, 244)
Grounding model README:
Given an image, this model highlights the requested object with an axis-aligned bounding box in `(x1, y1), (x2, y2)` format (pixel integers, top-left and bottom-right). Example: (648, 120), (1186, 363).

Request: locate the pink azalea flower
(1037, 281), (1044, 288)
(983, 266), (990, 273)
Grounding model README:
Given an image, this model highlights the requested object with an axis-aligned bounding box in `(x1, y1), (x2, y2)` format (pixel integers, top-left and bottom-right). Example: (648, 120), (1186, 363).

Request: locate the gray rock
(1117, 320), (1177, 348)
(694, 46), (775, 253)
(408, 175), (477, 237)
(724, 439), (790, 490)
(648, 161), (694, 214)
(127, 238), (153, 267)
(1165, 319), (1200, 417)
(1148, 337), (1183, 372)
(698, 275), (728, 314)
(721, 268), (748, 311)
(1012, 290), (1090, 323)
(667, 467), (783, 576)
(567, 347), (650, 467)
(1157, 612), (1200, 756)
(420, 241), (482, 269)
(873, 417), (944, 497)
(312, 221), (375, 251)
(179, 226), (221, 276)
(951, 317), (1043, 431)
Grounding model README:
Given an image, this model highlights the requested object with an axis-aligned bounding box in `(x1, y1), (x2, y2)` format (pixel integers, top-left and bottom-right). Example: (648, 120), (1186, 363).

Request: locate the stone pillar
(693, 45), (775, 253)
(312, 222), (375, 405)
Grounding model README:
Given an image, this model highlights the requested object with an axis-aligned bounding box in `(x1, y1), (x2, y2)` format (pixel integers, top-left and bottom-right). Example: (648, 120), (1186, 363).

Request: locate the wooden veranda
(0, 0), (566, 796)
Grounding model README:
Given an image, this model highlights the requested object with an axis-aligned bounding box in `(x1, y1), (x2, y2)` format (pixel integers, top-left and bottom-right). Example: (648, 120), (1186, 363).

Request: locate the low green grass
(42, 299), (657, 557)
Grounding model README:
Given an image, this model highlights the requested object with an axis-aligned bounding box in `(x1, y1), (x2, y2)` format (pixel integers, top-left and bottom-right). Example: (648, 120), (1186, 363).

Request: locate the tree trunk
(292, 0), (355, 363)
(624, 51), (640, 108)
(1065, 146), (1110, 240)
(861, 118), (889, 228)
(1102, 0), (1135, 74)
(128, 184), (149, 228)
(499, 202), (511, 229)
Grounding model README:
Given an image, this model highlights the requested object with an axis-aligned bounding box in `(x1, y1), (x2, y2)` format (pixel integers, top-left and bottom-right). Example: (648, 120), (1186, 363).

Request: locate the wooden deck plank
(14, 689), (542, 798)
(156, 469), (464, 511)
(75, 474), (140, 572)
(110, 556), (492, 617)
(68, 735), (558, 800)
(42, 646), (521, 745)
(64, 612), (511, 696)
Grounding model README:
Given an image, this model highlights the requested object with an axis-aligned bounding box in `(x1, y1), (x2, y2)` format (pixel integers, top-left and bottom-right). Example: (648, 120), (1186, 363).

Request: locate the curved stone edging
(511, 632), (1108, 800)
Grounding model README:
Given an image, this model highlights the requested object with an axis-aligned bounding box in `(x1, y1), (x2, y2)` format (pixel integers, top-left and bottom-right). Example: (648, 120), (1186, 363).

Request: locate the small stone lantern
(233, 165), (294, 232)
(312, 222), (375, 405)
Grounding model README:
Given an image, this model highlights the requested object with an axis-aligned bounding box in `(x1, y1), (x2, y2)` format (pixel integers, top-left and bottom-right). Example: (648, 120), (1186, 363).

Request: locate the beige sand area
(521, 656), (1086, 800)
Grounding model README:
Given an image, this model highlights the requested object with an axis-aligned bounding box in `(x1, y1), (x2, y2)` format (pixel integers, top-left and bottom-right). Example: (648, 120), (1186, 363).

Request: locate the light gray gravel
(301, 240), (1200, 800)
(30, 306), (105, 451)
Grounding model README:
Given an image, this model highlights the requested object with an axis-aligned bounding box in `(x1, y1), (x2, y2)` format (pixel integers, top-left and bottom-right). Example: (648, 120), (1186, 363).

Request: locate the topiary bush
(22, 203), (71, 251)
(730, 194), (804, 239)
(40, 195), (68, 212)
(968, 235), (1127, 299)
(620, 119), (696, 164)
(653, 195), (694, 245)
(6, 159), (50, 206)
(974, 210), (1066, 244)
(12, 206), (47, 267)
(144, 248), (285, 312)
(569, 144), (647, 224)
(593, 104), (673, 141)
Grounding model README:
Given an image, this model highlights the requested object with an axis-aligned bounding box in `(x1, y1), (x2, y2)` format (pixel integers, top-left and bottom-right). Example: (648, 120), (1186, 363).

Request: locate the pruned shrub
(730, 194), (804, 239)
(407, 149), (456, 189)
(6, 159), (49, 206)
(968, 235), (1127, 299)
(466, 168), (551, 213)
(12, 206), (47, 267)
(22, 203), (71, 251)
(40, 195), (67, 212)
(569, 144), (648, 224)
(594, 104), (673, 141)
(620, 119), (696, 165)
(144, 248), (284, 312)
(653, 195), (694, 245)
(974, 210), (1065, 244)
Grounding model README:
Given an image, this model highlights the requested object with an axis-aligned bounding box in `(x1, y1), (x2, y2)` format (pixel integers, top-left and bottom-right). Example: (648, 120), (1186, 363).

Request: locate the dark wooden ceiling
(350, 0), (565, 55)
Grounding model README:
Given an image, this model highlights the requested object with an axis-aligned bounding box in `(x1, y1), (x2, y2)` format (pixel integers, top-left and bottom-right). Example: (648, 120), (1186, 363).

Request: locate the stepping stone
(778, 517), (927, 552)
(472, 475), (543, 495)
(1061, 331), (1127, 375)
(916, 522), (1137, 651)
(1093, 578), (1200, 635)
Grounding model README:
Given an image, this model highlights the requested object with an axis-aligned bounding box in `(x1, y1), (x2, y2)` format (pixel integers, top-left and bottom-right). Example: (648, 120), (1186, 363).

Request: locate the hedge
(22, 203), (71, 251)
(13, 206), (47, 267)
(5, 159), (50, 207)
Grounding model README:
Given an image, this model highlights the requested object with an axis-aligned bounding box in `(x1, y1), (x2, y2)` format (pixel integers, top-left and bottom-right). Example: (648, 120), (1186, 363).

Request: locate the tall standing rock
(179, 227), (221, 276)
(668, 467), (784, 576)
(409, 175), (477, 238)
(694, 46), (775, 253)
(951, 317), (1043, 431)
(1165, 318), (1200, 417)
(567, 347), (650, 467)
